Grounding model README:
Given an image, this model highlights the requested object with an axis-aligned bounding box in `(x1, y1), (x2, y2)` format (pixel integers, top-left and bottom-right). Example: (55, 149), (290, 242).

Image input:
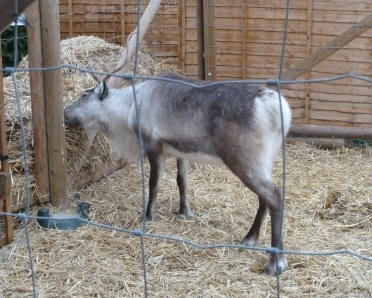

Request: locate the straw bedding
(1, 36), (372, 297)
(1, 144), (371, 297)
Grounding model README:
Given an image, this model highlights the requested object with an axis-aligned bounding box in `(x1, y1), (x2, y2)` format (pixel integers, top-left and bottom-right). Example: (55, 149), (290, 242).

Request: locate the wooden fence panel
(58, 0), (372, 127)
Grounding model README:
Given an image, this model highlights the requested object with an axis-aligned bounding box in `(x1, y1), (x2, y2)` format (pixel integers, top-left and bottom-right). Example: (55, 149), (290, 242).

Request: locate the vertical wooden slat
(179, 0), (186, 73)
(68, 0), (73, 37)
(120, 1), (126, 46)
(203, 0), (215, 80)
(242, 0), (248, 79)
(0, 45), (13, 246)
(304, 0), (313, 123)
(25, 0), (50, 204)
(196, 0), (205, 79)
(39, 0), (67, 207)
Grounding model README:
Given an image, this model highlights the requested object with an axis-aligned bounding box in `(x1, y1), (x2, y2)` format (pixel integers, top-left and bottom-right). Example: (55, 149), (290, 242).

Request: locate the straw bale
(3, 35), (177, 209)
(0, 142), (371, 297)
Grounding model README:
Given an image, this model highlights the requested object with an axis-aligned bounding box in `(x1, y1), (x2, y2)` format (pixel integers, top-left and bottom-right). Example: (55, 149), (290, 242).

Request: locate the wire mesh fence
(0, 0), (372, 297)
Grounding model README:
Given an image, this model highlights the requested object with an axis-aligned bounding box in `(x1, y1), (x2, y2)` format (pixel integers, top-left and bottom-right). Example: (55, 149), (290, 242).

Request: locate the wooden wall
(59, 0), (183, 66)
(59, 0), (372, 127)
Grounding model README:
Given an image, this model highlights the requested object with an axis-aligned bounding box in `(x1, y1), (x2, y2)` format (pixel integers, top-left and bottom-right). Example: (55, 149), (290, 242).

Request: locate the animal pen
(0, 0), (372, 297)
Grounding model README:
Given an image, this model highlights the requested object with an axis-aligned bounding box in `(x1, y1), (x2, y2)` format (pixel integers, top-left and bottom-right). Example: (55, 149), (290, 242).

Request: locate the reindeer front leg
(176, 158), (195, 219)
(145, 150), (165, 221)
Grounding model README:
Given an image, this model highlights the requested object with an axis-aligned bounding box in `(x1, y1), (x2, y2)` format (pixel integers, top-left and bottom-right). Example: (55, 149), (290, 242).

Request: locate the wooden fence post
(202, 0), (215, 80)
(0, 45), (13, 246)
(25, 0), (50, 203)
(107, 0), (162, 88)
(196, 0), (205, 80)
(39, 0), (67, 207)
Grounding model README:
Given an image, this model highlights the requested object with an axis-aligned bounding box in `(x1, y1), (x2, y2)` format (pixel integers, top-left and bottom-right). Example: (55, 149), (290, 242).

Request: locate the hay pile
(0, 143), (371, 297)
(3, 35), (176, 209)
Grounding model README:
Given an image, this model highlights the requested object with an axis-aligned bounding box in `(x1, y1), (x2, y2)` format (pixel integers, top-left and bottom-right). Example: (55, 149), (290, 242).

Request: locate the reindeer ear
(96, 80), (109, 100)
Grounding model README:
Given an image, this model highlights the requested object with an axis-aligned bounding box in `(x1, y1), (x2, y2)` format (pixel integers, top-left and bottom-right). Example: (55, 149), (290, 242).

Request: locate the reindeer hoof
(241, 237), (259, 247)
(263, 257), (288, 276)
(176, 211), (196, 219)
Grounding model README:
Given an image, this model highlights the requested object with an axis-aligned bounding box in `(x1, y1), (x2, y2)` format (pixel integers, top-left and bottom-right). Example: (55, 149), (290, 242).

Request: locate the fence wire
(0, 0), (372, 297)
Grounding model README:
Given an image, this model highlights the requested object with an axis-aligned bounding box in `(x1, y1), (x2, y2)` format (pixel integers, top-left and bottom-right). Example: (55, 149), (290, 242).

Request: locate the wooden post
(107, 0), (162, 88)
(196, 0), (205, 79)
(120, 1), (126, 46)
(203, 0), (215, 80)
(242, 0), (248, 79)
(0, 0), (34, 34)
(0, 45), (13, 246)
(25, 0), (50, 203)
(282, 12), (372, 80)
(68, 0), (73, 38)
(290, 124), (372, 139)
(304, 0), (313, 123)
(179, 0), (186, 74)
(39, 0), (67, 207)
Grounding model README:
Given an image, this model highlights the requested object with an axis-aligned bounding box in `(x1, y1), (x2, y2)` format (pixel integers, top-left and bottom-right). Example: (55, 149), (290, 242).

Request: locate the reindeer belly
(162, 140), (222, 165)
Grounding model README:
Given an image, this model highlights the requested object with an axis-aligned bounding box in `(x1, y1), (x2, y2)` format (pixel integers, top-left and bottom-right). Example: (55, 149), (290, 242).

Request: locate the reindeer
(64, 71), (292, 275)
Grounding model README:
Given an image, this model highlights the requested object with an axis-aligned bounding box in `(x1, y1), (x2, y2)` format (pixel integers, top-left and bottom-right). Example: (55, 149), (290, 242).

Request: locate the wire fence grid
(1, 0), (372, 297)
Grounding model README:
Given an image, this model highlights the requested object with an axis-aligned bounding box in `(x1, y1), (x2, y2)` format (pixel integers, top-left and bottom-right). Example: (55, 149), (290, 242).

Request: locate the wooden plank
(242, 0), (247, 79)
(218, 42), (308, 58)
(282, 12), (372, 80)
(312, 34), (371, 49)
(68, 0), (73, 37)
(60, 11), (180, 24)
(310, 92), (371, 104)
(312, 21), (372, 38)
(313, 1), (372, 12)
(310, 110), (372, 125)
(203, 0), (216, 80)
(244, 0), (371, 11)
(304, 0), (313, 123)
(0, 0), (34, 34)
(72, 161), (126, 191)
(196, 0), (205, 79)
(120, 0), (125, 46)
(310, 100), (372, 115)
(60, 22), (180, 35)
(180, 0), (186, 73)
(290, 124), (372, 138)
(310, 82), (372, 97)
(40, 0), (67, 207)
(0, 44), (13, 245)
(25, 1), (50, 203)
(0, 48), (8, 175)
(311, 60), (371, 76)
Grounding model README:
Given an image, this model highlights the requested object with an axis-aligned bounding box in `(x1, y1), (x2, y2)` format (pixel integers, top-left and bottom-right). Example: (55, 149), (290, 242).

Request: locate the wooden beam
(196, 0), (205, 79)
(179, 0), (186, 73)
(0, 44), (13, 245)
(282, 12), (372, 80)
(0, 0), (34, 34)
(287, 137), (345, 150)
(72, 160), (126, 191)
(107, 0), (162, 88)
(203, 0), (215, 80)
(290, 124), (372, 139)
(68, 0), (73, 38)
(242, 0), (248, 79)
(120, 0), (126, 46)
(39, 0), (67, 207)
(25, 0), (50, 203)
(304, 0), (313, 123)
